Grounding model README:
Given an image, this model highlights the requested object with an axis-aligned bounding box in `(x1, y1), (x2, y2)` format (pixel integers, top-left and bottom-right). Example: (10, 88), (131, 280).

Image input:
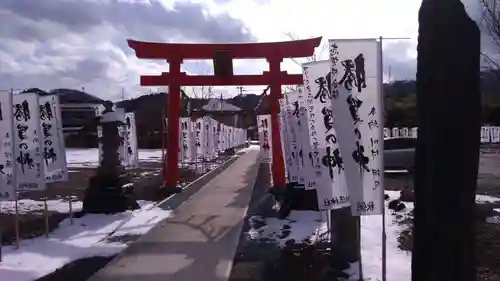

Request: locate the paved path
(88, 148), (261, 281)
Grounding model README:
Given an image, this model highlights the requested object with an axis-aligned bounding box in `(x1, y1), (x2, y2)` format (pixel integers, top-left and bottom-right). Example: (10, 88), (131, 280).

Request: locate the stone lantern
(83, 101), (139, 214)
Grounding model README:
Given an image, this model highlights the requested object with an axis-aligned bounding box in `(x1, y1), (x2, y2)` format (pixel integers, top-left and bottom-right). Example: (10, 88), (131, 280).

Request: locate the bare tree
(284, 31), (328, 66)
(190, 61), (214, 100)
(480, 0), (500, 70)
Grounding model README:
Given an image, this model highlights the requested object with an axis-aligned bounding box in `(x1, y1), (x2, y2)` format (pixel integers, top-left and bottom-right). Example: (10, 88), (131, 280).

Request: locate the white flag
(13, 93), (45, 191)
(0, 91), (15, 200)
(39, 95), (68, 182)
(328, 39), (384, 215)
(302, 60), (350, 210)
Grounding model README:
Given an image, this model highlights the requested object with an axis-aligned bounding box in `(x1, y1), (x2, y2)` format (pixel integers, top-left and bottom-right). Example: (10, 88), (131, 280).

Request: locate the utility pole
(236, 86), (246, 96)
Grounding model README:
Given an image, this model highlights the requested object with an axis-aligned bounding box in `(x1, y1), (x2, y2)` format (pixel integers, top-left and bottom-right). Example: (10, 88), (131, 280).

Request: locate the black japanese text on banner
(124, 112), (139, 169)
(284, 91), (302, 183)
(297, 88), (315, 189)
(13, 93), (46, 191)
(278, 99), (291, 180)
(257, 115), (272, 163)
(302, 61), (350, 210)
(180, 117), (191, 163)
(39, 95), (69, 182)
(328, 39), (384, 216)
(0, 90), (15, 200)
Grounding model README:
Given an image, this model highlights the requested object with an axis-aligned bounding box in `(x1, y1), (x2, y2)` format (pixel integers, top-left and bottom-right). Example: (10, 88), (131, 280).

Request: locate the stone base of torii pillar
(82, 101), (140, 214)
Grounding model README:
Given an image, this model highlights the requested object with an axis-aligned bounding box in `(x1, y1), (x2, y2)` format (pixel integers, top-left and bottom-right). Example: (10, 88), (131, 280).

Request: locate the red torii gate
(127, 37), (321, 190)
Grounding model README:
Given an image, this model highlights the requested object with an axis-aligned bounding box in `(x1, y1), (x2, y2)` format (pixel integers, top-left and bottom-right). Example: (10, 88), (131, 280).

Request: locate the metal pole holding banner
(0, 201), (3, 262)
(379, 36), (387, 281)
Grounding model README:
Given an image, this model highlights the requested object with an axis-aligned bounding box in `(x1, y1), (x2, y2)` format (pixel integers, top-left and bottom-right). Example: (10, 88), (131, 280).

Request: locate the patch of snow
(238, 145), (260, 154)
(356, 190), (412, 281)
(66, 149), (164, 168)
(476, 194), (500, 203)
(0, 203), (171, 281)
(0, 199), (83, 215)
(486, 216), (500, 224)
(138, 171), (160, 177)
(246, 189), (412, 281)
(247, 211), (326, 247)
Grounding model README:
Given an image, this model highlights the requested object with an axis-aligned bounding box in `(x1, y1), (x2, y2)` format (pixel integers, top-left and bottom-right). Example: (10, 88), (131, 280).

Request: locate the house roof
(49, 88), (105, 104)
(203, 98), (242, 112)
(22, 88), (50, 96)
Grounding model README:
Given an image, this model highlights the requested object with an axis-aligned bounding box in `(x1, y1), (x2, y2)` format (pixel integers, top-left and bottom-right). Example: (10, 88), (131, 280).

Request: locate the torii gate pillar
(165, 58), (182, 189)
(268, 58), (286, 189)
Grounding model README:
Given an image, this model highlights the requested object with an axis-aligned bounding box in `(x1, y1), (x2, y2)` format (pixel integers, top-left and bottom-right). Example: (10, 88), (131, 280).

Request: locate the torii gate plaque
(128, 37), (321, 191)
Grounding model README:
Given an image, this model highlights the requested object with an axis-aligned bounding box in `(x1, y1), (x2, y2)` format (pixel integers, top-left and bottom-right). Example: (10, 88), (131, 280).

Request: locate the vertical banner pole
(68, 194), (73, 225)
(0, 201), (3, 262)
(14, 192), (20, 249)
(161, 105), (166, 185)
(357, 217), (363, 280)
(379, 36), (387, 281)
(44, 190), (49, 237)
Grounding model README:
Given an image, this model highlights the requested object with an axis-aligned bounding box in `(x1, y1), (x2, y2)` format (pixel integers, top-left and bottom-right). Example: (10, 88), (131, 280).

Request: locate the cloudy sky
(0, 0), (491, 100)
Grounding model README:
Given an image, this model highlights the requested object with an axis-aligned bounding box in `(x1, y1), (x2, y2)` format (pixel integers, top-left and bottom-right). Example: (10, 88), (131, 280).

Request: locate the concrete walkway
(88, 148), (261, 281)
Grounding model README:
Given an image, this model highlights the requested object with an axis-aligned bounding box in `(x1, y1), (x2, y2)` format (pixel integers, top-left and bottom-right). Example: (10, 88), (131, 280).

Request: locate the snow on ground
(476, 194), (500, 203)
(66, 148), (164, 168)
(0, 198), (152, 215)
(66, 148), (239, 169)
(0, 203), (172, 281)
(247, 211), (326, 247)
(247, 190), (500, 281)
(238, 144), (260, 153)
(357, 190), (412, 281)
(247, 190), (412, 281)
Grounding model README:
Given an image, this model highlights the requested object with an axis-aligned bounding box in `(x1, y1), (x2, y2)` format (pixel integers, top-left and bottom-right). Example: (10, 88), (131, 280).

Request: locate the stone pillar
(82, 101), (139, 214)
(412, 0), (480, 280)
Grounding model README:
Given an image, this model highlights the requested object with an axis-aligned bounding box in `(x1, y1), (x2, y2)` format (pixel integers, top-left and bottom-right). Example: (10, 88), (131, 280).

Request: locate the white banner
(411, 127), (418, 138)
(97, 123), (103, 164)
(194, 118), (203, 158)
(492, 126), (500, 143)
(124, 112), (139, 169)
(278, 99), (291, 179)
(39, 95), (68, 182)
(297, 88), (314, 189)
(115, 108), (127, 167)
(328, 39), (383, 215)
(284, 91), (302, 183)
(400, 127), (409, 137)
(13, 93), (45, 191)
(481, 126), (490, 143)
(383, 127), (390, 138)
(257, 115), (272, 163)
(180, 117), (192, 162)
(392, 127), (399, 138)
(210, 118), (218, 159)
(0, 91), (15, 200)
(302, 60), (350, 210)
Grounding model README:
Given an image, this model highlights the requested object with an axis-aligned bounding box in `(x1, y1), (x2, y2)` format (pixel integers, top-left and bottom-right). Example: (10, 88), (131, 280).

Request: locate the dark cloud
(0, 0), (256, 99)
